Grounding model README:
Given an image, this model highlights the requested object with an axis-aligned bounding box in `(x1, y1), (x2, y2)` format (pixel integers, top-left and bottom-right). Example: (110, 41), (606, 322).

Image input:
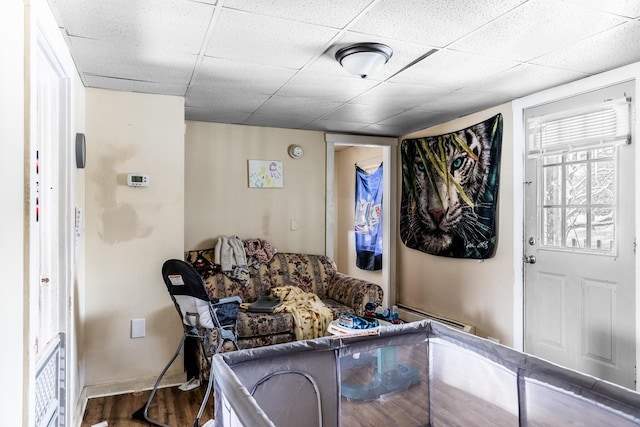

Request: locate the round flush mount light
(335, 43), (393, 79)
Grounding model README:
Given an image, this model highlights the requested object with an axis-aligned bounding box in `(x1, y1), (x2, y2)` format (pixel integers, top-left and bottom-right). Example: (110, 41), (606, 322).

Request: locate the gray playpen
(212, 320), (640, 426)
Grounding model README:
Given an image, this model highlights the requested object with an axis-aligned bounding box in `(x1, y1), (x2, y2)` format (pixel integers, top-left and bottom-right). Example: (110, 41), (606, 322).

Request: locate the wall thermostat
(127, 174), (150, 187)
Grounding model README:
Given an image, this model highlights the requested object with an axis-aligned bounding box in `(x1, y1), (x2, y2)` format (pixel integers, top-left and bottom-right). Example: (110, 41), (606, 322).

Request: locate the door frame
(512, 63), (640, 390)
(325, 133), (398, 309)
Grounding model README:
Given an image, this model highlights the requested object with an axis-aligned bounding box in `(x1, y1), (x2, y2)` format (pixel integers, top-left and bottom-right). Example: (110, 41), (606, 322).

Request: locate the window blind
(527, 96), (631, 156)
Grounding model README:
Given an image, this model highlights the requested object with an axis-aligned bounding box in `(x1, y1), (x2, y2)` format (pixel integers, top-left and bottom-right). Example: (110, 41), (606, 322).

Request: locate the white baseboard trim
(82, 371), (187, 399)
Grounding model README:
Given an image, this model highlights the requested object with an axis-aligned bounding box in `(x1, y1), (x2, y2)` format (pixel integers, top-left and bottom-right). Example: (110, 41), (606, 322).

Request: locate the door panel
(582, 279), (615, 365)
(535, 272), (565, 352)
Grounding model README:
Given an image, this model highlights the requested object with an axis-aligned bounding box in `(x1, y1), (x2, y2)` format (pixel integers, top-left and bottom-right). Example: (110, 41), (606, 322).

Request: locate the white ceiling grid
(47, 0), (640, 136)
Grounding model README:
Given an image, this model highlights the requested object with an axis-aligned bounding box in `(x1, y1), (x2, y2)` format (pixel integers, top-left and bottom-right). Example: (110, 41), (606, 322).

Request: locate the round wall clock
(288, 144), (304, 159)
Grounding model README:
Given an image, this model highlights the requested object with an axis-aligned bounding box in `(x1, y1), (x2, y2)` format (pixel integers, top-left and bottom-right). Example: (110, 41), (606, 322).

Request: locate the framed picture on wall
(248, 160), (283, 188)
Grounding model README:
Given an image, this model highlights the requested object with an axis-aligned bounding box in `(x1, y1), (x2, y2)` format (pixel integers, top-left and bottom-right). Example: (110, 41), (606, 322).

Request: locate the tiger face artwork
(400, 114), (503, 259)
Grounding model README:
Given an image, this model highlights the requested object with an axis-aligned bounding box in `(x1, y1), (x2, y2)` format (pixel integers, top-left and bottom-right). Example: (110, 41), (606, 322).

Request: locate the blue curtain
(355, 163), (383, 270)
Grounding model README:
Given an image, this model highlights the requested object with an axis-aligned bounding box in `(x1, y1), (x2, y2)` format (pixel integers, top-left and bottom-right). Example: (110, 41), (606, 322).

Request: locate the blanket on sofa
(270, 286), (334, 340)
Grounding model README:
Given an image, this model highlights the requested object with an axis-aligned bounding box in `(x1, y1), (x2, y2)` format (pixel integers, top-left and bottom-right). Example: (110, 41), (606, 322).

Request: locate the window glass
(542, 207), (562, 247)
(539, 150), (616, 254)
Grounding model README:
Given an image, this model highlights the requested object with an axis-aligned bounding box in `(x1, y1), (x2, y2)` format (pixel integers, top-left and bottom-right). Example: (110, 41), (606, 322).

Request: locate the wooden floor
(81, 386), (214, 427)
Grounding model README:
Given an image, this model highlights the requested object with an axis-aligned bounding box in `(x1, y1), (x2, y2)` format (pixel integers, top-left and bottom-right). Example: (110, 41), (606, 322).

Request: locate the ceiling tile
(306, 119), (368, 133)
(395, 111), (463, 135)
(192, 57), (296, 94)
(378, 108), (452, 134)
(254, 96), (342, 119)
(185, 86), (270, 111)
(82, 75), (187, 96)
(185, 107), (252, 124)
(205, 9), (340, 69)
(243, 113), (313, 129)
(531, 21), (640, 74)
(69, 36), (198, 84)
(49, 0), (214, 54)
(450, 0), (626, 62)
(276, 71), (379, 102)
(358, 123), (408, 137)
(463, 63), (588, 99)
(222, 0), (372, 28)
(322, 103), (408, 123)
(562, 0), (640, 18)
(351, 82), (451, 110)
(390, 49), (519, 90)
(350, 0), (527, 48)
(413, 90), (512, 116)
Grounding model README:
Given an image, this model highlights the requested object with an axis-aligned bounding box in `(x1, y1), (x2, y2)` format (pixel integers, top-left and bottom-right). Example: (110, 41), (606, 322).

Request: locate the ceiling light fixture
(335, 43), (393, 79)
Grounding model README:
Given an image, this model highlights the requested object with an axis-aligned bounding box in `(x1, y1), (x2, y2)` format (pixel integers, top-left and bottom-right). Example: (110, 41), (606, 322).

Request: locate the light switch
(290, 219), (298, 231)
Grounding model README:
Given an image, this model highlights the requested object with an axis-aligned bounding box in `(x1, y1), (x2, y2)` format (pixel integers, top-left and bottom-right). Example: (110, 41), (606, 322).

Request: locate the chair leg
(132, 333), (187, 427)
(192, 332), (238, 426)
(193, 365), (215, 427)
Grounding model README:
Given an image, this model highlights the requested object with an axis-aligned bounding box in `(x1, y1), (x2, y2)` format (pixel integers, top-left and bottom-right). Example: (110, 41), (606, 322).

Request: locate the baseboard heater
(397, 305), (476, 335)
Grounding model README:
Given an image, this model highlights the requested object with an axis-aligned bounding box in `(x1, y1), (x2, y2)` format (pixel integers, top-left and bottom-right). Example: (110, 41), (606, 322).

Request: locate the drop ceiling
(46, 0), (640, 137)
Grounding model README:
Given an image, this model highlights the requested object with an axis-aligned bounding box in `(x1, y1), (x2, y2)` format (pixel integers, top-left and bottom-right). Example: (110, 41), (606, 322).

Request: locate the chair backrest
(162, 259), (218, 329)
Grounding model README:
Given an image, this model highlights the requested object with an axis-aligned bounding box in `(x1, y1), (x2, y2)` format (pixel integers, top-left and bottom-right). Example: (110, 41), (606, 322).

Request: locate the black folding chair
(133, 259), (241, 427)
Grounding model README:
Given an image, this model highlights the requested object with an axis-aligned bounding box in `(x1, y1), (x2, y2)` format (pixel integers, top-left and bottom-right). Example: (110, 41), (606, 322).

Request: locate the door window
(540, 147), (616, 254)
(527, 91), (631, 256)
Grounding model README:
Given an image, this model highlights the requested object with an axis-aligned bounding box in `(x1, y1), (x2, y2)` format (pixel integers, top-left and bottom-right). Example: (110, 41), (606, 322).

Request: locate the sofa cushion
(268, 253), (335, 299)
(201, 263), (271, 302)
(236, 310), (294, 338)
(237, 334), (294, 351)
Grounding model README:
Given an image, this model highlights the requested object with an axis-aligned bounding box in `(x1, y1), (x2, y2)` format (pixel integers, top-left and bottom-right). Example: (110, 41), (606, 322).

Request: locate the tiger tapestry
(400, 113), (503, 259)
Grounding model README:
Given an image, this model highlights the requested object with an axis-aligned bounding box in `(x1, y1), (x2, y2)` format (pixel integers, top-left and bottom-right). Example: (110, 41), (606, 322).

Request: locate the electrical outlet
(131, 318), (145, 338)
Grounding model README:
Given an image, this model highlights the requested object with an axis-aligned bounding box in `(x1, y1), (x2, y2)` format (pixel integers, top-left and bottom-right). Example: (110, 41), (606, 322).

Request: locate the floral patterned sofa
(184, 248), (384, 377)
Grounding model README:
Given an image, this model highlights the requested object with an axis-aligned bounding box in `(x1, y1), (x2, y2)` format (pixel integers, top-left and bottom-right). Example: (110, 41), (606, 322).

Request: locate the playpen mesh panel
(429, 338), (519, 426)
(522, 377), (640, 427)
(338, 341), (428, 427)
(221, 343), (339, 427)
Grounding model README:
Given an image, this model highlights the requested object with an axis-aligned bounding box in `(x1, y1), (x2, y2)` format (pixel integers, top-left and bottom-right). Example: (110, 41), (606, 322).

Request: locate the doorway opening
(325, 134), (397, 309)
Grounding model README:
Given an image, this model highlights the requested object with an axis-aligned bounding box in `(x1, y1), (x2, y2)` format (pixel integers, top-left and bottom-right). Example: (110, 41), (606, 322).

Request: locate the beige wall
(334, 146), (383, 285)
(84, 89), (185, 387)
(1, 0), (25, 424)
(397, 104), (515, 345)
(185, 121), (326, 255)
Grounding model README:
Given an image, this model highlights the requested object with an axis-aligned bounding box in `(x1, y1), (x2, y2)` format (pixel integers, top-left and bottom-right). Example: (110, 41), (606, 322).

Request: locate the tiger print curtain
(400, 113), (503, 259)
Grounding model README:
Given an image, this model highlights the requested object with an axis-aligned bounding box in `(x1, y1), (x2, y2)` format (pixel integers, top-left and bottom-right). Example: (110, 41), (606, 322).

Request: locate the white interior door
(32, 26), (70, 427)
(524, 82), (636, 389)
